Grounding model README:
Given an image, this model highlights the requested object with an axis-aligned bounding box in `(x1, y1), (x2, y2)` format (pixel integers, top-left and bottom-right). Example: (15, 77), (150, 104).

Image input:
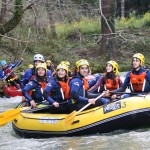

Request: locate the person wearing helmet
(61, 61), (73, 77)
(28, 64), (34, 69)
(20, 54), (52, 89)
(46, 60), (56, 77)
(68, 59), (107, 112)
(22, 63), (49, 108)
(89, 60), (122, 92)
(73, 59), (93, 77)
(61, 61), (70, 67)
(88, 60), (123, 102)
(108, 53), (150, 99)
(0, 58), (23, 89)
(43, 63), (70, 113)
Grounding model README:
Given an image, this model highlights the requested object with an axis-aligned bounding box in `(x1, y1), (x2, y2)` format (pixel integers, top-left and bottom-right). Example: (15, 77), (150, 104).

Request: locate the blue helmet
(1, 60), (7, 66)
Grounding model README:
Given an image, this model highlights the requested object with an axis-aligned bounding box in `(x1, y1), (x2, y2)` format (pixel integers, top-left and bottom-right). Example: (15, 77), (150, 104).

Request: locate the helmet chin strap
(133, 65), (141, 70)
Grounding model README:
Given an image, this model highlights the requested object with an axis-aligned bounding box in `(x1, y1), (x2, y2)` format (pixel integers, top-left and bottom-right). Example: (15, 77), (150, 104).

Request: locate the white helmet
(34, 54), (45, 62)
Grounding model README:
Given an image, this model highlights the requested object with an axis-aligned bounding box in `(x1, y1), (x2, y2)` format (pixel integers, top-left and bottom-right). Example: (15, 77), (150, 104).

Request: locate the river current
(1, 96), (150, 150)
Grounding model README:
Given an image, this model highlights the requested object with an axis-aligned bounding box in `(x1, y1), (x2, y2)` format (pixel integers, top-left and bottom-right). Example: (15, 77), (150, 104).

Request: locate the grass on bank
(55, 12), (150, 37)
(55, 17), (100, 37)
(0, 12), (150, 73)
(116, 12), (150, 29)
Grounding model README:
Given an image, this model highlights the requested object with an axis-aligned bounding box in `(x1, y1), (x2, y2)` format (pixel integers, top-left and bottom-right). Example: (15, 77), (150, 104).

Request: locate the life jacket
(28, 80), (47, 96)
(58, 78), (72, 100)
(82, 78), (89, 90)
(71, 75), (89, 91)
(104, 77), (120, 91)
(69, 76), (89, 104)
(130, 71), (146, 92)
(39, 82), (47, 91)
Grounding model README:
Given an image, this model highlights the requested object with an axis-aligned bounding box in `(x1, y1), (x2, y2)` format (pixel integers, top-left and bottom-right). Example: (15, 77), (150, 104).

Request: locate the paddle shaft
(65, 93), (106, 125)
(76, 92), (105, 114)
(110, 91), (145, 95)
(4, 60), (23, 81)
(23, 101), (68, 113)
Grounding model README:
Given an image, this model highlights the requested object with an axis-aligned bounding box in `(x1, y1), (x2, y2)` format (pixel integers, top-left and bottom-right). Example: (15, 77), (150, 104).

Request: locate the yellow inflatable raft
(12, 95), (150, 138)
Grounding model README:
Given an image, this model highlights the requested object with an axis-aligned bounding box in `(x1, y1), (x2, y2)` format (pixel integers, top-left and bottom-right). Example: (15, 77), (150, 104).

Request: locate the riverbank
(0, 13), (150, 73)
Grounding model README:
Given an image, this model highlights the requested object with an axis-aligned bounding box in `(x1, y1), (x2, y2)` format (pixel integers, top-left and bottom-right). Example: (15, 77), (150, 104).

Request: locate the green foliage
(14, 0), (23, 17)
(72, 0), (98, 5)
(116, 12), (150, 29)
(55, 18), (100, 38)
(142, 12), (150, 26)
(54, 13), (150, 39)
(0, 12), (150, 74)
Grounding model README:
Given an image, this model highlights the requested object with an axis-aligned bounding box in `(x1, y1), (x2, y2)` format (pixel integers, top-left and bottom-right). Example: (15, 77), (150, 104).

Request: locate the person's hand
(30, 100), (36, 108)
(2, 79), (6, 82)
(103, 90), (110, 97)
(2, 76), (7, 82)
(88, 98), (96, 105)
(53, 102), (59, 107)
(20, 57), (24, 61)
(111, 94), (117, 100)
(22, 96), (26, 102)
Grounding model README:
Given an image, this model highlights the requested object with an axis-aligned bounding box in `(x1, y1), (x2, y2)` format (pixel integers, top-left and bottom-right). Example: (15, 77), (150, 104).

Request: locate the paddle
(0, 101), (67, 126)
(4, 60), (23, 81)
(65, 92), (105, 125)
(109, 91), (148, 98)
(109, 91), (140, 95)
(24, 101), (68, 113)
(0, 108), (22, 126)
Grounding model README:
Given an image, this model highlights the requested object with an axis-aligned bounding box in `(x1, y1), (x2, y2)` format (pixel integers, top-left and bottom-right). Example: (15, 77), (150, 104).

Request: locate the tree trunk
(99, 0), (116, 60)
(46, 0), (57, 39)
(0, 0), (24, 35)
(48, 11), (57, 39)
(30, 3), (40, 37)
(0, 0), (7, 24)
(121, 0), (125, 18)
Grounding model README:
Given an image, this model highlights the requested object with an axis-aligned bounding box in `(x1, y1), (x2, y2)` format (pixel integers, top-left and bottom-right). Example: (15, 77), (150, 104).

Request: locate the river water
(1, 96), (150, 150)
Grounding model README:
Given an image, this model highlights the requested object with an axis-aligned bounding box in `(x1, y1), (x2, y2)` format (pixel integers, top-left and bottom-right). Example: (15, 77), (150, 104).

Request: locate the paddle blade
(65, 110), (77, 125)
(0, 108), (21, 126)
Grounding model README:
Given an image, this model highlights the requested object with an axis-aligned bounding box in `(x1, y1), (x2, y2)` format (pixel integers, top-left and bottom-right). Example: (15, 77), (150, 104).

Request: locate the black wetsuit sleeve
(70, 91), (80, 100)
(43, 90), (49, 99)
(112, 86), (126, 93)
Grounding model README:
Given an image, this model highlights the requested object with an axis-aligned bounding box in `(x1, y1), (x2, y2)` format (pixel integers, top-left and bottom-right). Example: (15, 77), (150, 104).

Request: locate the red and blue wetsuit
(0, 61), (22, 81)
(43, 78), (70, 113)
(68, 73), (107, 111)
(88, 74), (123, 93)
(21, 68), (52, 89)
(113, 67), (150, 98)
(22, 78), (47, 103)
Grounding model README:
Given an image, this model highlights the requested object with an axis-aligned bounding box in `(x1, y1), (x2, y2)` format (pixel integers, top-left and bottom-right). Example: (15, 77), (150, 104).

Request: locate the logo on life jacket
(104, 77), (120, 91)
(74, 82), (79, 86)
(130, 71), (146, 92)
